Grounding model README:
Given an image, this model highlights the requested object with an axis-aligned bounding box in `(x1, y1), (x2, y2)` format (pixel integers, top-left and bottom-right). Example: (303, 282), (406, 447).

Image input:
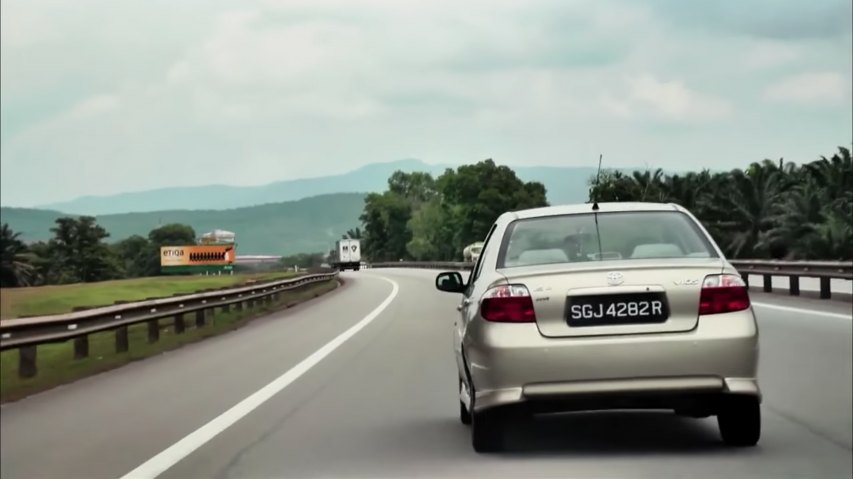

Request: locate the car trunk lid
(497, 258), (725, 338)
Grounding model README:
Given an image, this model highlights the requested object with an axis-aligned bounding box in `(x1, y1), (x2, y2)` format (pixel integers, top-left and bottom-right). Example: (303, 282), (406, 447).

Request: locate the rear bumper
(474, 377), (760, 413)
(464, 310), (760, 412)
(334, 262), (360, 269)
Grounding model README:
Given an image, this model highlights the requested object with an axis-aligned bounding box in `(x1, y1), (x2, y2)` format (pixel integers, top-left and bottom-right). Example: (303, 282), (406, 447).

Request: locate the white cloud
(1, 0), (850, 207)
(600, 75), (733, 122)
(741, 40), (803, 70)
(0, 1), (55, 48)
(763, 72), (850, 106)
(68, 94), (121, 119)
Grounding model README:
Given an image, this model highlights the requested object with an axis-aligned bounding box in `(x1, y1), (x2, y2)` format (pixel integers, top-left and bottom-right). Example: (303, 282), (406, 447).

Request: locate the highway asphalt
(1, 268), (851, 479)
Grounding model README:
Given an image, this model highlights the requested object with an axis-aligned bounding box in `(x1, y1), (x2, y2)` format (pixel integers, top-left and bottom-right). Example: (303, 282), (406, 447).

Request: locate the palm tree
(759, 178), (825, 259)
(711, 161), (787, 258)
(588, 170), (635, 202)
(630, 168), (665, 201)
(806, 146), (853, 209)
(345, 227), (363, 239)
(809, 205), (853, 260)
(661, 170), (715, 211)
(0, 224), (36, 287)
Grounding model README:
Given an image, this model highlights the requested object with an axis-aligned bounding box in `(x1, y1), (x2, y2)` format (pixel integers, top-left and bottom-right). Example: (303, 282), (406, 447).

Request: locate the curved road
(1, 269), (851, 478)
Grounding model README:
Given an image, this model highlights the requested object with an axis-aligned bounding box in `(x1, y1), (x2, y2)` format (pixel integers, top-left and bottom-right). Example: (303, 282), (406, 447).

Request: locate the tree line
(589, 146), (851, 260)
(359, 147), (851, 262)
(2, 146), (848, 287)
(0, 219), (198, 287)
(360, 159), (548, 262)
(1, 216), (365, 287)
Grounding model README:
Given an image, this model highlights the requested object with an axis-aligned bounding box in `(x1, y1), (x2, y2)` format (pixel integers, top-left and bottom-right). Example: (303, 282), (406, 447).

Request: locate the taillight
(699, 274), (751, 315)
(480, 284), (536, 322)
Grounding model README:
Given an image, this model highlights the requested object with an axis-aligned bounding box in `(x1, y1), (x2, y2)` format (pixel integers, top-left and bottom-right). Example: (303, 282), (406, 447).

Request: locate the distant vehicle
(462, 242), (484, 263)
(331, 238), (362, 271)
(435, 202), (761, 452)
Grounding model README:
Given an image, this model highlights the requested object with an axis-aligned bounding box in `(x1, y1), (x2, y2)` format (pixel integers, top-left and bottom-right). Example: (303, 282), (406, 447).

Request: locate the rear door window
(497, 211), (718, 269)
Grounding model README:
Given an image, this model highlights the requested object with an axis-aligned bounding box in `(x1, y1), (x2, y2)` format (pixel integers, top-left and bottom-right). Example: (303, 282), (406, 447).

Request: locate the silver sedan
(436, 202), (761, 453)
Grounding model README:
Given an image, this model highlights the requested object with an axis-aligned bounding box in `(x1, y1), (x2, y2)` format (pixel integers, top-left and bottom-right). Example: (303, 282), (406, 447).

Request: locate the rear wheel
(471, 408), (505, 452)
(717, 396), (761, 447)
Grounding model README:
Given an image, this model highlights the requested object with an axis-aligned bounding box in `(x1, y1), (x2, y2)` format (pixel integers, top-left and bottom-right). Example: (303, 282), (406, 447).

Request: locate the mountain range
(36, 159), (609, 215)
(38, 159), (449, 215)
(2, 159), (639, 255)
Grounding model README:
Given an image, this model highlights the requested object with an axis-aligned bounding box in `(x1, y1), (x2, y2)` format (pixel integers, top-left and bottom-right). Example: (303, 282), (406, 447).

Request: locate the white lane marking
(119, 277), (400, 479)
(752, 301), (852, 320)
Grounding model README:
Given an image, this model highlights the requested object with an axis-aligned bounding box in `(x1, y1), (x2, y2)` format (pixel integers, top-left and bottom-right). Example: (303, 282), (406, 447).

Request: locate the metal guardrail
(367, 260), (852, 300)
(0, 272), (338, 378)
(730, 260), (852, 299)
(368, 261), (472, 271)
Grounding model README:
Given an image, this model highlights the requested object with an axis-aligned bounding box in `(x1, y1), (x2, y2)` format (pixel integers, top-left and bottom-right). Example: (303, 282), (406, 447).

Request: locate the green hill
(1, 193), (366, 256)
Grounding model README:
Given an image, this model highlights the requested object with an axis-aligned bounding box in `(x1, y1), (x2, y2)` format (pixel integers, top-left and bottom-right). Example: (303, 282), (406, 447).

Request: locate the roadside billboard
(160, 245), (235, 273)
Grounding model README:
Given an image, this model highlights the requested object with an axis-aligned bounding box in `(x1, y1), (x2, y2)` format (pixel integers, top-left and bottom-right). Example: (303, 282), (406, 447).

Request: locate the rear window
(497, 211), (718, 269)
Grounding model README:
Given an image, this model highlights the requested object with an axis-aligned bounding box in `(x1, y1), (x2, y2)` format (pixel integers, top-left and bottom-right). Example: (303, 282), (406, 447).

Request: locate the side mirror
(435, 271), (465, 293)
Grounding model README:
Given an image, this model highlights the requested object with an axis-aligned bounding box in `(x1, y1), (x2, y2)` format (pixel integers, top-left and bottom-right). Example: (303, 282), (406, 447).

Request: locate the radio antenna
(592, 153), (603, 211)
(591, 153), (604, 260)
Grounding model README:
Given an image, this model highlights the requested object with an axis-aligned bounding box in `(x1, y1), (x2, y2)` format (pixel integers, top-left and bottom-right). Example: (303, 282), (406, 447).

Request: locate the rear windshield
(497, 211), (718, 269)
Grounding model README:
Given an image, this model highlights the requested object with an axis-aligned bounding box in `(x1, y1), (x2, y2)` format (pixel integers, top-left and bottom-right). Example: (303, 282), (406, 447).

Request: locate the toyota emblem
(606, 272), (624, 286)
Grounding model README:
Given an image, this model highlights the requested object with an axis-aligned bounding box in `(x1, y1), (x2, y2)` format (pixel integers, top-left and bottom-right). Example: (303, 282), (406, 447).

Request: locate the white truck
(331, 238), (362, 271)
(463, 241), (484, 263)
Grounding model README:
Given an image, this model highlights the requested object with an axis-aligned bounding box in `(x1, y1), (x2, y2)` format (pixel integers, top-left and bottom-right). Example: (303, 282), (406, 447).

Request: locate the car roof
(499, 202), (684, 222)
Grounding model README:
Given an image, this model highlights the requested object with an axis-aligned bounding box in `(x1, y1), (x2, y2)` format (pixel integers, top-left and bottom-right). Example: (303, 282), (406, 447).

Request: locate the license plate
(566, 293), (669, 326)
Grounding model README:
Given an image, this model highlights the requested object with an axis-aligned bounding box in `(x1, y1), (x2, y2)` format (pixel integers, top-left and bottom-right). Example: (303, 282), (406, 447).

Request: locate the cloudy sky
(1, 0), (851, 207)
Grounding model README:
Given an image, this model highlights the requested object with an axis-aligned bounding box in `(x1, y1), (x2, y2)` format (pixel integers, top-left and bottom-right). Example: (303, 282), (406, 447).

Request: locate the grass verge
(0, 271), (299, 320)
(0, 278), (340, 403)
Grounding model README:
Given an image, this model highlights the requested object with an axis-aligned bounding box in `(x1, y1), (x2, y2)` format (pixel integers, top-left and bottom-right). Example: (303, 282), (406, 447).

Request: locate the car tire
(471, 408), (504, 453)
(717, 396), (761, 447)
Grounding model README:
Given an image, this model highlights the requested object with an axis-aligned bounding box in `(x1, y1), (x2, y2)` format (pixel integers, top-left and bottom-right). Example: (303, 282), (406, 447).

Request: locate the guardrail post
(148, 319), (159, 343)
(820, 278), (831, 299)
(73, 336), (89, 359)
(174, 313), (186, 334)
(762, 275), (772, 293)
(789, 276), (800, 296)
(195, 310), (206, 328)
(235, 301), (243, 311)
(19, 346), (37, 378)
(116, 326), (129, 353)
(222, 303), (231, 313)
